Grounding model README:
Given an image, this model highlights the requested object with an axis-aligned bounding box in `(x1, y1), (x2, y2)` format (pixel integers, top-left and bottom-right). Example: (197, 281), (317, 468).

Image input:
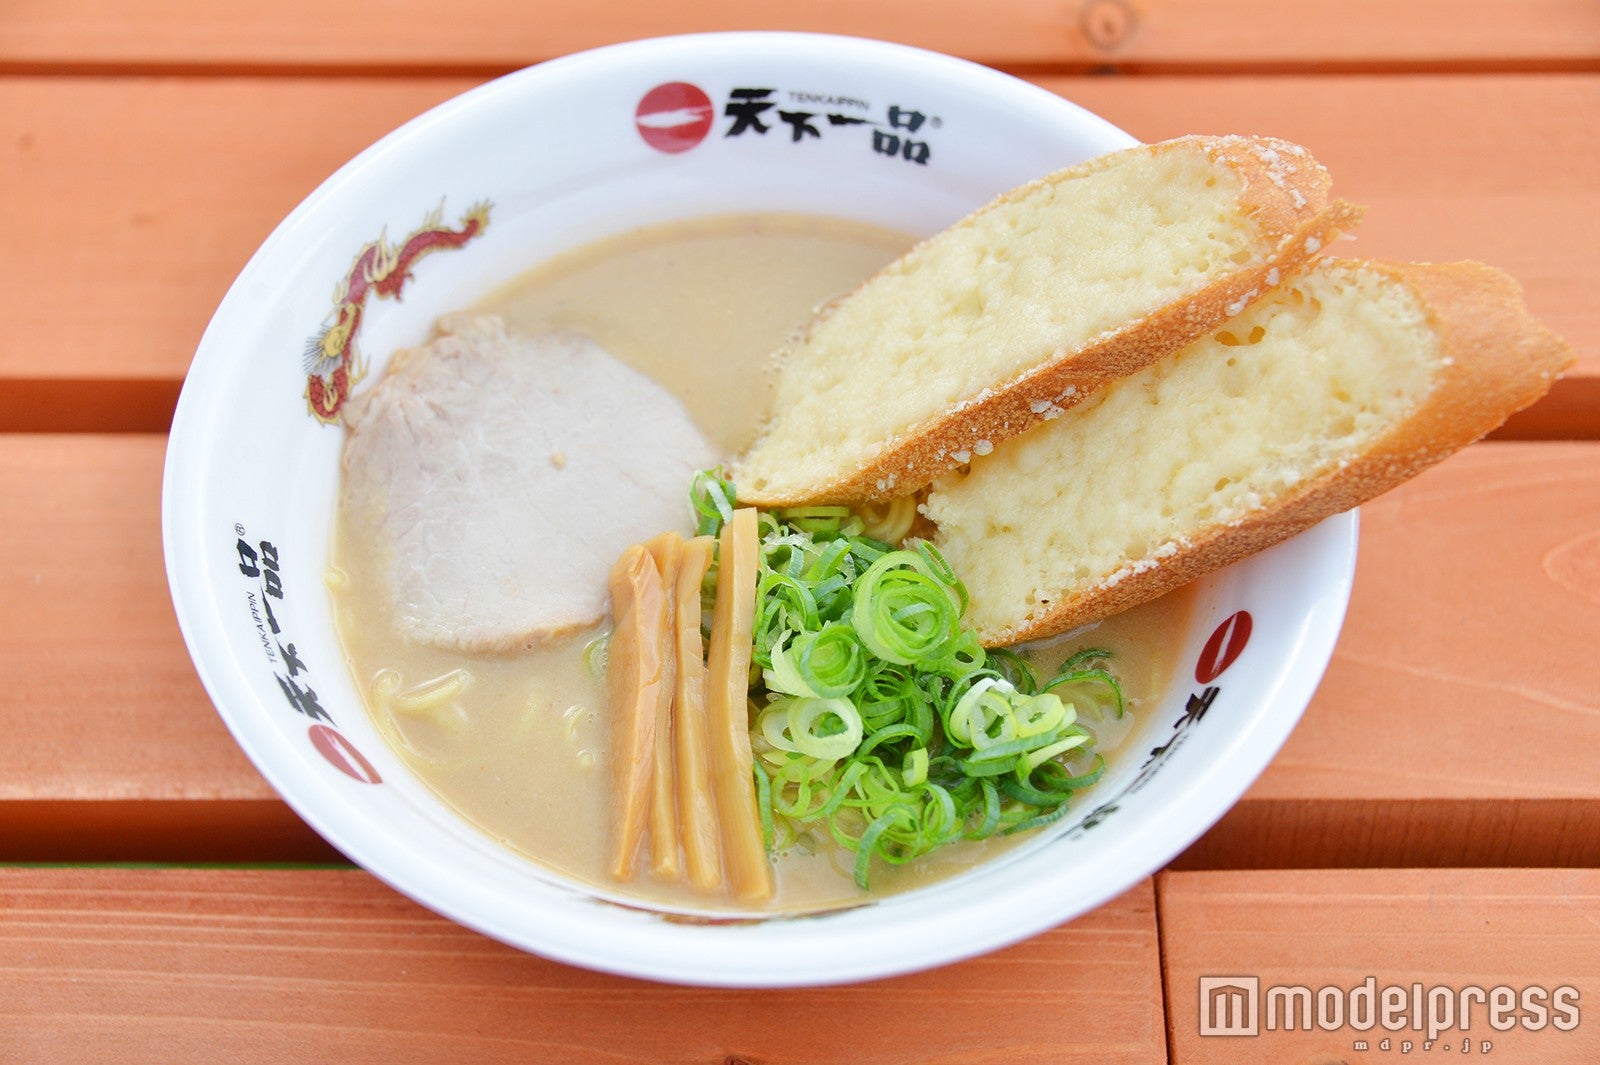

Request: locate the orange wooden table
(3, 4), (1598, 1062)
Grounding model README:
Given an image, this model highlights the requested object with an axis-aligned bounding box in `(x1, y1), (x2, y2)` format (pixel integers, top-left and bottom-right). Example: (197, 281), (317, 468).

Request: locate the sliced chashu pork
(341, 314), (715, 653)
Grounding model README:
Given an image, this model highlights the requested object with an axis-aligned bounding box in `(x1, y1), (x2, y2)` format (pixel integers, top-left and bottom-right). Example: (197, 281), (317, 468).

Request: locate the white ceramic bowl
(163, 32), (1356, 987)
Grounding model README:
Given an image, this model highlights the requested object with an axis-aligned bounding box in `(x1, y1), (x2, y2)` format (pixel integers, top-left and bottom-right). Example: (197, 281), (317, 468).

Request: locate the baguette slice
(732, 135), (1361, 506)
(923, 258), (1574, 646)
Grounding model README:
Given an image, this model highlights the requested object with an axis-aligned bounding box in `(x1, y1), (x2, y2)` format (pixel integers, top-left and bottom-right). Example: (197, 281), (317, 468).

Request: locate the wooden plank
(3, 74), (1594, 435)
(1158, 869), (1600, 1064)
(0, 434), (336, 861)
(1, 0), (1596, 73)
(0, 76), (473, 430)
(0, 868), (1166, 1063)
(1173, 441), (1600, 869)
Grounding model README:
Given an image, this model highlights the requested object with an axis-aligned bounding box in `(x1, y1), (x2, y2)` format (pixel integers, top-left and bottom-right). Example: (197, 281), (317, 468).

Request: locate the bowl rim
(163, 29), (1358, 986)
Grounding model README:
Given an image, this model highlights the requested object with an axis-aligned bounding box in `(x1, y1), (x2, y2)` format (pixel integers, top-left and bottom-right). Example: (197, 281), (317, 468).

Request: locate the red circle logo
(1195, 610), (1253, 685)
(635, 82), (714, 154)
(309, 724), (382, 784)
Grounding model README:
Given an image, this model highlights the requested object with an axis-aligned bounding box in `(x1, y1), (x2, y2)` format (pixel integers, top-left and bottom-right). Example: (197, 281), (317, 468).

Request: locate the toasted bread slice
(922, 259), (1574, 646)
(731, 135), (1360, 506)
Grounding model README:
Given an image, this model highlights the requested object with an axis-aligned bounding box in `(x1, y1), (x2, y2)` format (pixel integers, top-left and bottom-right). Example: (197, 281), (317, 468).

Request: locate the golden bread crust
(734, 135), (1361, 506)
(975, 259), (1575, 646)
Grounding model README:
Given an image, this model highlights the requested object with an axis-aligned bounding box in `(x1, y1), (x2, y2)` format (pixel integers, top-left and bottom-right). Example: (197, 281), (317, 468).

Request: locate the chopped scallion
(687, 470), (1127, 889)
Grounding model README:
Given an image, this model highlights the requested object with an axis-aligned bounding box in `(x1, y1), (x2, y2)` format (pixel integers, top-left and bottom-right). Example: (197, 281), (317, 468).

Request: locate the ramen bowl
(162, 32), (1356, 986)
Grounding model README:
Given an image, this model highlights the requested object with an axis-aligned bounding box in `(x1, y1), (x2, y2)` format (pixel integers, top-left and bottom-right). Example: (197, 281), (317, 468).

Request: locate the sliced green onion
(855, 722), (925, 758)
(850, 550), (962, 665)
(946, 678), (1016, 749)
(1023, 733), (1092, 771)
(687, 469), (1132, 891)
(984, 647), (1036, 694)
(689, 467), (737, 536)
(902, 747), (929, 787)
(911, 540), (968, 616)
(1052, 754), (1108, 791)
(763, 633), (819, 698)
(1057, 647), (1114, 673)
(854, 806), (914, 889)
(1001, 802), (1073, 836)
(754, 762), (774, 854)
(1012, 692), (1071, 738)
(786, 697), (864, 761)
(792, 624), (867, 699)
(966, 779), (1003, 839)
(1044, 667), (1127, 719)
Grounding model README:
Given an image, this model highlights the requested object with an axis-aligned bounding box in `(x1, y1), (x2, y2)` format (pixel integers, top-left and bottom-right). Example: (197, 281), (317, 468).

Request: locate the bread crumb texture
(926, 261), (1436, 641)
(734, 136), (1343, 504)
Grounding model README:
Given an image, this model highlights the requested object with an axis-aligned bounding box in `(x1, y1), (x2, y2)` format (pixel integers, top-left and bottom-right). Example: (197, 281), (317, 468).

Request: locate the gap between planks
(4, 57), (1599, 80)
(2, 0), (1597, 72)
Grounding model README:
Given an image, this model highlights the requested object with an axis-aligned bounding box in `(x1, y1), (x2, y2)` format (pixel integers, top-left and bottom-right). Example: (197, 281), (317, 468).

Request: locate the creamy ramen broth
(329, 213), (1192, 912)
